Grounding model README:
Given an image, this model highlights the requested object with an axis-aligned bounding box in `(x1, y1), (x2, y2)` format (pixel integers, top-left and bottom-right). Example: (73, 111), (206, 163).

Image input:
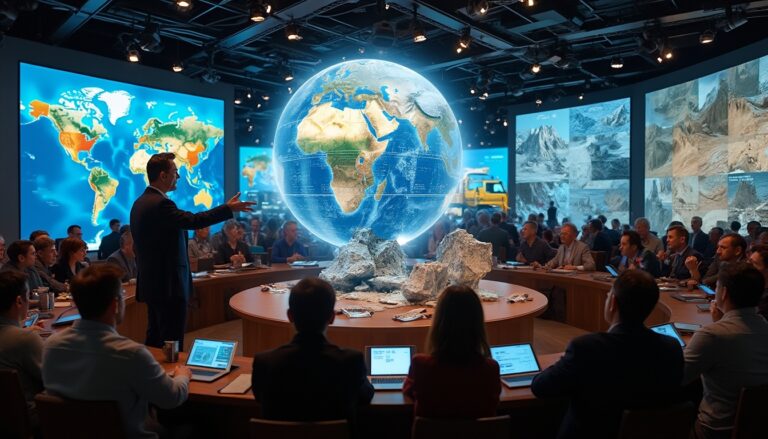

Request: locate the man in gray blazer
(539, 223), (596, 271)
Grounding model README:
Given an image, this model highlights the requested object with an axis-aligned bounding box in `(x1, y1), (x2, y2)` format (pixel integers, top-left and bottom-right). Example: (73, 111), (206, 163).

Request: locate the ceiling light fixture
(176, 0), (192, 10)
(285, 22), (302, 41)
(470, 86), (476, 95)
(531, 63), (541, 74)
(502, 119), (508, 127)
(284, 69), (294, 81)
(535, 96), (543, 106)
(171, 61), (184, 72)
(523, 0), (535, 6)
(249, 1), (271, 22)
(127, 48), (140, 63)
(412, 6), (426, 43)
(468, 0), (490, 16)
(459, 28), (471, 49)
(262, 94), (270, 101)
(578, 93), (584, 101)
(699, 29), (716, 44)
(234, 96), (243, 105)
(610, 57), (624, 69)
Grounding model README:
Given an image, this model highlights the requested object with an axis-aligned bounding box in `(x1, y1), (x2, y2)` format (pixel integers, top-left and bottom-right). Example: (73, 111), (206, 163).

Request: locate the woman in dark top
(215, 219), (254, 265)
(403, 285), (501, 418)
(51, 237), (87, 283)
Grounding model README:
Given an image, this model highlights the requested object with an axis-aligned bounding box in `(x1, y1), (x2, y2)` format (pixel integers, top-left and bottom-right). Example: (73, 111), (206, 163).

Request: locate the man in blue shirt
(271, 221), (307, 263)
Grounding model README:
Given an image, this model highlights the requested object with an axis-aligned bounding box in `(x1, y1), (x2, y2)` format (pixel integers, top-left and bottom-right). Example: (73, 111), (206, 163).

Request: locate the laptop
(605, 265), (619, 277)
(186, 338), (237, 382)
(490, 343), (541, 388)
(365, 345), (414, 390)
(650, 323), (686, 347)
(196, 257), (214, 272)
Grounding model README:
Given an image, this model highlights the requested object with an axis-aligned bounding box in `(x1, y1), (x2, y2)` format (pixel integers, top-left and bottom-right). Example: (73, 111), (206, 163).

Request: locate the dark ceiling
(5, 0), (768, 145)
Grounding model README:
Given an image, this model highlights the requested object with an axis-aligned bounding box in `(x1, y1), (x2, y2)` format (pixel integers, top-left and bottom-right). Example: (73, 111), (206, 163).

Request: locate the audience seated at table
(658, 225), (702, 280)
(97, 218), (122, 260)
(246, 215), (267, 248)
(687, 234), (746, 288)
(270, 221), (307, 264)
(531, 269), (683, 439)
(633, 217), (664, 255)
(683, 262), (768, 439)
(32, 236), (68, 294)
(0, 271), (44, 424)
(0, 240), (45, 290)
(106, 231), (138, 282)
(214, 219), (254, 266)
(43, 264), (191, 439)
(403, 285), (500, 419)
(251, 277), (374, 422)
(477, 212), (511, 259)
(187, 226), (215, 261)
(50, 237), (87, 284)
(516, 221), (556, 265)
(538, 223), (594, 271)
(611, 230), (661, 277)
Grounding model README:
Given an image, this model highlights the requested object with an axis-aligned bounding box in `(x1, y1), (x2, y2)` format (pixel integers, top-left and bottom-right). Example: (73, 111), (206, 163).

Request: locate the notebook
(365, 345), (414, 390)
(186, 338), (237, 382)
(650, 323), (686, 347)
(490, 343), (541, 388)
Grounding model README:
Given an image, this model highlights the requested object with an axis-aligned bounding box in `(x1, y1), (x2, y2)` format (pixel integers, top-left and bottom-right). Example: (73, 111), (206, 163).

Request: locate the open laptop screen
(367, 346), (413, 376)
(187, 339), (236, 370)
(490, 344), (540, 376)
(650, 324), (686, 347)
(606, 265), (619, 277)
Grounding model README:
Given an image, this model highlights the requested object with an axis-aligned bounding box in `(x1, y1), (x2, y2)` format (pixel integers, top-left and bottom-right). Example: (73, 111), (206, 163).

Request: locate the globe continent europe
(273, 59), (463, 247)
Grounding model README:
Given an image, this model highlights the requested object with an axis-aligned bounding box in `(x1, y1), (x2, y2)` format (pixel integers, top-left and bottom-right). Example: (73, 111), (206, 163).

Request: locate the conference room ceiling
(6, 0), (768, 136)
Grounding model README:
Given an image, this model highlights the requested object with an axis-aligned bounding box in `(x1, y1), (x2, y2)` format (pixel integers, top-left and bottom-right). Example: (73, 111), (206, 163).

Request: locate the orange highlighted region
(59, 131), (99, 162)
(29, 100), (50, 118)
(186, 142), (206, 167)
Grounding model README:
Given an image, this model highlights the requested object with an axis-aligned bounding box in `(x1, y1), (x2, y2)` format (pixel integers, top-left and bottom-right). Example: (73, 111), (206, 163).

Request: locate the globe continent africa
(273, 59), (463, 247)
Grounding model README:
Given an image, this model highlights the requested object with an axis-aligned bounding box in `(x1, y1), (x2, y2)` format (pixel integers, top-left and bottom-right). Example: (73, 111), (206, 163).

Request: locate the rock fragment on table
(402, 261), (448, 302)
(320, 241), (375, 290)
(436, 229), (492, 290)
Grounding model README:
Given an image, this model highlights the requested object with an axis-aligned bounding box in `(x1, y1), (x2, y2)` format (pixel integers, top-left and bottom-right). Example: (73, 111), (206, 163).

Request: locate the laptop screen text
(490, 344), (540, 375)
(187, 339), (235, 369)
(370, 347), (412, 376)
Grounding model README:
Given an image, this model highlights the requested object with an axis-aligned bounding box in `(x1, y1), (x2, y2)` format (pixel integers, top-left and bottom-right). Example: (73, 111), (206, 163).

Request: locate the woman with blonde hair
(403, 285), (500, 418)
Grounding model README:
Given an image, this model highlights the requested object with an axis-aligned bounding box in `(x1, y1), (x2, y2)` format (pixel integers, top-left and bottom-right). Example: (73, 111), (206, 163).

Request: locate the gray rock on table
(367, 275), (409, 292)
(319, 241), (375, 291)
(402, 261), (448, 302)
(372, 239), (407, 277)
(436, 229), (493, 290)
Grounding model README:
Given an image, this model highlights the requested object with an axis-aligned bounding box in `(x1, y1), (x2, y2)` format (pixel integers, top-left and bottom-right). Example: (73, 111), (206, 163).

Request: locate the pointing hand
(226, 192), (256, 213)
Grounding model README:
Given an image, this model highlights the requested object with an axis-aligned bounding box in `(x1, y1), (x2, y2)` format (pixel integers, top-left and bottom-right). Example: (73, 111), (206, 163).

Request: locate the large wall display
(238, 146), (284, 210)
(515, 98), (631, 225)
(645, 56), (768, 232)
(462, 147), (509, 190)
(19, 62), (225, 248)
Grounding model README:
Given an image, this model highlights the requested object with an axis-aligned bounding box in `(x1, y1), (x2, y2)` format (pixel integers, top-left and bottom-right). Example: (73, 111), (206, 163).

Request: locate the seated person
(0, 240), (45, 290)
(539, 223), (595, 271)
(686, 234), (746, 288)
(403, 285), (500, 418)
(683, 263), (768, 439)
(215, 219), (254, 266)
(98, 219), (121, 260)
(43, 264), (191, 439)
(271, 221), (307, 264)
(516, 221), (556, 265)
(0, 234), (6, 268)
(247, 216), (267, 248)
(106, 231), (137, 282)
(658, 225), (702, 280)
(611, 230), (660, 277)
(31, 236), (68, 294)
(588, 219), (613, 253)
(476, 213), (511, 259)
(749, 245), (768, 319)
(498, 211), (520, 247)
(634, 217), (664, 255)
(50, 237), (87, 284)
(187, 226), (214, 261)
(0, 271), (43, 415)
(251, 277), (374, 421)
(532, 270), (683, 439)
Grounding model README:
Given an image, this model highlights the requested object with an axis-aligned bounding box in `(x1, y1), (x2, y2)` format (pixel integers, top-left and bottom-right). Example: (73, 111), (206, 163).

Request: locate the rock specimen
(320, 228), (405, 291)
(371, 240), (407, 277)
(367, 275), (408, 292)
(319, 241), (375, 291)
(402, 262), (448, 302)
(436, 229), (492, 290)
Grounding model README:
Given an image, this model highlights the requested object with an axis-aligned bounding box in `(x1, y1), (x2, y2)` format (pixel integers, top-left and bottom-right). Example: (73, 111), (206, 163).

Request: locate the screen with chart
(19, 63), (225, 249)
(516, 98), (630, 225)
(645, 55), (768, 232)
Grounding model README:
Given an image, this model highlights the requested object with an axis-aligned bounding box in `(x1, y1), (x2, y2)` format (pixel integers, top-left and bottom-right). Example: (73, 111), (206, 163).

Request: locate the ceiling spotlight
(657, 55), (664, 63)
(234, 97), (243, 105)
(721, 5), (747, 32)
(663, 48), (673, 60)
(502, 119), (508, 127)
(262, 94), (270, 101)
(699, 29), (716, 44)
(459, 28), (472, 49)
(470, 86), (476, 95)
(284, 69), (294, 81)
(412, 7), (426, 43)
(246, 90), (252, 99)
(256, 103), (262, 109)
(523, 0), (535, 6)
(468, 0), (490, 16)
(287, 87), (293, 94)
(247, 125), (253, 132)
(578, 93), (584, 101)
(285, 22), (302, 41)
(456, 46), (463, 54)
(171, 61), (184, 72)
(535, 96), (543, 106)
(127, 49), (140, 63)
(176, 0), (192, 10)
(610, 57), (624, 69)
(531, 63), (541, 74)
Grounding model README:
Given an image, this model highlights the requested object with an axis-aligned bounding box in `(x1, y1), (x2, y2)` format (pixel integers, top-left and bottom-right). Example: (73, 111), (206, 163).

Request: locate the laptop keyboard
(502, 375), (534, 384)
(371, 377), (405, 384)
(191, 369), (220, 376)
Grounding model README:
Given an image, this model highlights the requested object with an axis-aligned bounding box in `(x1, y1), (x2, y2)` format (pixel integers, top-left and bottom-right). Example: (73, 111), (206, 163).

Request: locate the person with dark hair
(32, 236), (67, 293)
(516, 221), (555, 265)
(0, 234), (6, 269)
(0, 271), (44, 413)
(541, 223), (595, 271)
(251, 277), (374, 422)
(498, 211), (520, 247)
(477, 212), (511, 258)
(28, 230), (49, 241)
(0, 240), (45, 290)
(745, 220), (762, 247)
(51, 237), (87, 284)
(215, 219), (254, 265)
(262, 217), (281, 249)
(247, 216), (266, 248)
(706, 227), (724, 260)
(687, 234), (747, 288)
(106, 231), (137, 282)
(589, 218), (613, 252)
(98, 218), (122, 260)
(43, 264), (191, 438)
(130, 152), (254, 348)
(546, 201), (558, 229)
(684, 262), (768, 439)
(66, 225), (82, 239)
(748, 245), (768, 319)
(612, 230), (661, 277)
(728, 221), (741, 235)
(661, 220), (685, 250)
(403, 285), (500, 418)
(532, 270), (683, 439)
(690, 216), (710, 256)
(271, 221), (307, 263)
(659, 225), (702, 279)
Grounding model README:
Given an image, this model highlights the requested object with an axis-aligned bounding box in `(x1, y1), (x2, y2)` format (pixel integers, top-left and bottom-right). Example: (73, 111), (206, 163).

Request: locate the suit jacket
(611, 249), (661, 278)
(544, 240), (595, 271)
(690, 230), (710, 256)
(531, 323), (684, 439)
(591, 231), (613, 253)
(476, 226), (511, 258)
(661, 247), (702, 280)
(106, 249), (138, 282)
(251, 332), (374, 422)
(129, 187), (232, 303)
(98, 231), (121, 260)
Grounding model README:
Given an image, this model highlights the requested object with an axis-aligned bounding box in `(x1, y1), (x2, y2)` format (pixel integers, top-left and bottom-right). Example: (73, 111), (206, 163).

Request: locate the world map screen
(239, 146), (284, 211)
(19, 63), (225, 249)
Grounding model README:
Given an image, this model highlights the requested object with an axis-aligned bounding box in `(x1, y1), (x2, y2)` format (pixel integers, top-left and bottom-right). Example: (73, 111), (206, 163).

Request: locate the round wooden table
(230, 280), (548, 356)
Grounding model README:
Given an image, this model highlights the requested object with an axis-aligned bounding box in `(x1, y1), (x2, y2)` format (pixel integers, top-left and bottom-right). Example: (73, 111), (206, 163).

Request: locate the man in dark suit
(659, 225), (702, 280)
(690, 216), (710, 256)
(589, 219), (613, 253)
(130, 153), (253, 348)
(477, 212), (511, 259)
(251, 277), (374, 422)
(531, 270), (683, 439)
(98, 219), (121, 260)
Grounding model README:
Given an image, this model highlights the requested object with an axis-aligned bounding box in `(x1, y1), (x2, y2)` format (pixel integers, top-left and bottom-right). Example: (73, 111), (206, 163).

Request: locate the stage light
(531, 63), (541, 74)
(250, 5), (266, 22)
(699, 29), (715, 44)
(456, 46), (463, 54)
(578, 93), (584, 101)
(482, 91), (489, 99)
(285, 23), (302, 41)
(523, 0), (535, 6)
(171, 62), (184, 72)
(535, 96), (542, 106)
(256, 103), (262, 109)
(657, 55), (663, 63)
(470, 86), (476, 95)
(284, 69), (294, 81)
(468, 0), (490, 16)
(127, 49), (140, 63)
(502, 119), (508, 127)
(246, 90), (252, 99)
(459, 28), (471, 49)
(176, 0), (192, 10)
(412, 20), (426, 43)
(610, 57), (624, 69)
(262, 94), (270, 101)
(663, 48), (673, 60)
(234, 97), (243, 105)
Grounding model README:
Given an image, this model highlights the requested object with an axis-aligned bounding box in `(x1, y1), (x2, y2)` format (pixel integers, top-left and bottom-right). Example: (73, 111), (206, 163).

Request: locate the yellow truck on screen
(451, 167), (509, 213)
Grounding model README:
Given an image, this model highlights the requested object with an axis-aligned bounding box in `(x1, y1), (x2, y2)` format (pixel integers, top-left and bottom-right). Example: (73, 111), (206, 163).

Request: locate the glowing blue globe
(273, 59), (463, 247)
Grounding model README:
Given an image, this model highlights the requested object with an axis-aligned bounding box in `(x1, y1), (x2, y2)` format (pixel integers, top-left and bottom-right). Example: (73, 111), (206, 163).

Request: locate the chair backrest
(0, 369), (31, 439)
(411, 415), (511, 439)
(731, 384), (768, 439)
(34, 393), (125, 439)
(617, 401), (695, 439)
(249, 418), (349, 439)
(591, 250), (608, 272)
